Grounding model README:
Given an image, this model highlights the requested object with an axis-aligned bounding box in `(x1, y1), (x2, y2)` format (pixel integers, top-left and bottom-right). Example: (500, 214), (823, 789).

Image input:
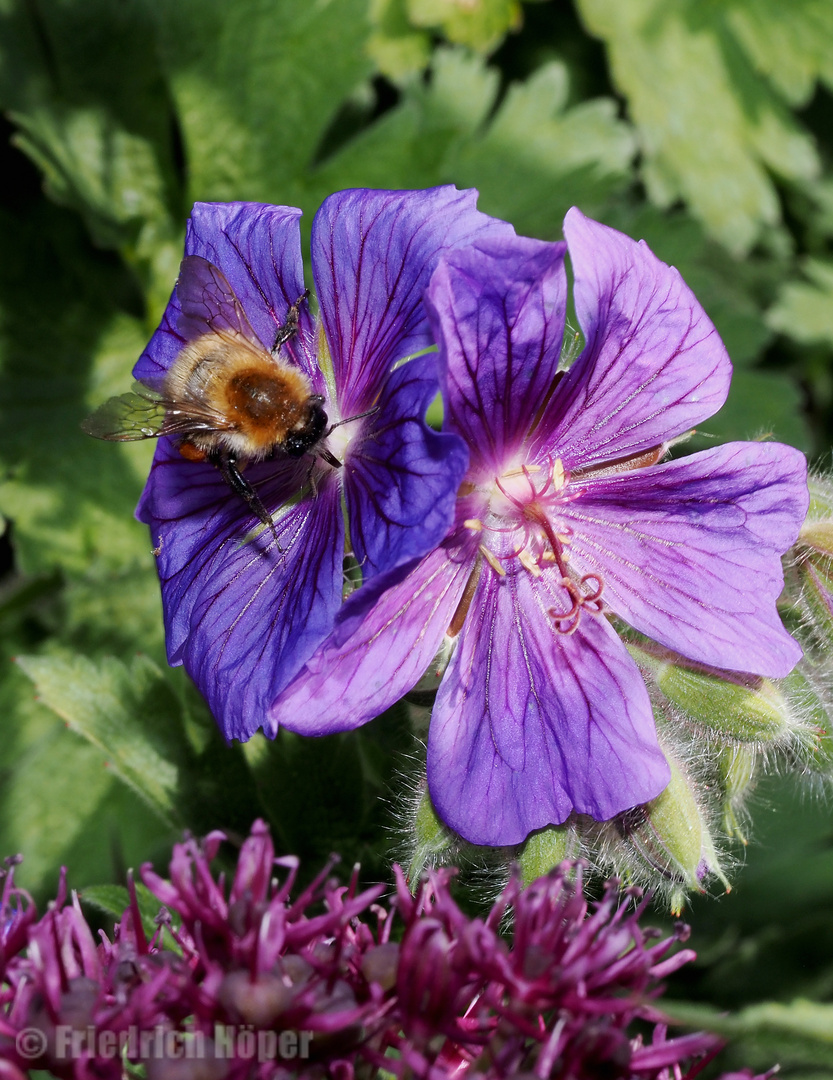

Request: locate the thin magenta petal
(428, 568), (669, 846)
(561, 442), (808, 677)
(311, 186), (514, 413)
(137, 442), (343, 740)
(344, 354), (469, 579)
(268, 546), (473, 736)
(540, 208), (732, 468)
(425, 235), (567, 473)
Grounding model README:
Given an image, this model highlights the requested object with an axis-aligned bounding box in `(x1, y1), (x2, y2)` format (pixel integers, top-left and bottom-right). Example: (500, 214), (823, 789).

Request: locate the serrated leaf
(725, 0), (833, 107)
(575, 0), (823, 253)
(16, 653), (190, 827)
(313, 48), (634, 238)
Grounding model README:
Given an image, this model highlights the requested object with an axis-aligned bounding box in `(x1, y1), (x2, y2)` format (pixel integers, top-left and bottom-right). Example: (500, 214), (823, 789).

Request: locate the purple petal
(560, 442), (808, 677)
(425, 236), (568, 474)
(311, 186), (515, 414)
(539, 208), (732, 469)
(428, 566), (669, 846)
(344, 354), (469, 580)
(134, 202), (314, 386)
(267, 545), (475, 736)
(137, 441), (343, 740)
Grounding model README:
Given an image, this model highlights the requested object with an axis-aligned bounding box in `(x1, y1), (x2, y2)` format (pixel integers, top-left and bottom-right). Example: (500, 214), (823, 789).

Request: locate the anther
(552, 457), (565, 492)
(479, 544), (506, 577)
(518, 550), (542, 578)
(463, 518), (484, 533)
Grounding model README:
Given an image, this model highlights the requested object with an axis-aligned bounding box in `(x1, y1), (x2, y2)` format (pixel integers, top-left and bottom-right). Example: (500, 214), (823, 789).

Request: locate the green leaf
(149, 0), (373, 206)
(367, 0), (431, 80)
(0, 202), (158, 579)
(407, 0), (521, 53)
(0, 0), (182, 305)
(575, 0), (824, 253)
(82, 880), (170, 943)
(313, 48), (634, 238)
(0, 652), (172, 898)
(16, 653), (191, 827)
(767, 259), (833, 347)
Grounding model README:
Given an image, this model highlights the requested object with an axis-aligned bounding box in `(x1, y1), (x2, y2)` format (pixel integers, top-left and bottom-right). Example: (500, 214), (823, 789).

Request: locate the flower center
(464, 457), (604, 635)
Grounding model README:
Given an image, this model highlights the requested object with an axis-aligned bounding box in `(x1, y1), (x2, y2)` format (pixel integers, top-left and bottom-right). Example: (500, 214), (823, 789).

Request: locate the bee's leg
(210, 448), (282, 551)
(272, 289), (310, 355)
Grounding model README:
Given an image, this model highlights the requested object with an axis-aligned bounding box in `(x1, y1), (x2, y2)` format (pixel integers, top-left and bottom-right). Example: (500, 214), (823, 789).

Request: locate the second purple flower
(270, 209), (809, 846)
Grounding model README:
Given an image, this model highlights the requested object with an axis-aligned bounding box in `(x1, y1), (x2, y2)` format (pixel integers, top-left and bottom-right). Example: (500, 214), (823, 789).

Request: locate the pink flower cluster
(0, 822), (755, 1079)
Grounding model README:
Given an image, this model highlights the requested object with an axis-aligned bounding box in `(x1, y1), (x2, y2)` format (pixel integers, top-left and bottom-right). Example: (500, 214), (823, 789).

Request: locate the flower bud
(630, 644), (792, 745)
(782, 666), (833, 777)
(518, 822), (581, 888)
(717, 745), (758, 842)
(797, 554), (833, 645)
(407, 784), (457, 882)
(614, 754), (728, 913)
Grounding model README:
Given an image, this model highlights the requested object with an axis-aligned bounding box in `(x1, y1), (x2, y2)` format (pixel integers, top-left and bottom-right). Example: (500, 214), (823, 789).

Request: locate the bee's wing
(82, 383), (230, 442)
(176, 255), (262, 347)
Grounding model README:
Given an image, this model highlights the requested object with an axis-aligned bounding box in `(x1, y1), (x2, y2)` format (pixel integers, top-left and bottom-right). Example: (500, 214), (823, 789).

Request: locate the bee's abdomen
(221, 365), (314, 451)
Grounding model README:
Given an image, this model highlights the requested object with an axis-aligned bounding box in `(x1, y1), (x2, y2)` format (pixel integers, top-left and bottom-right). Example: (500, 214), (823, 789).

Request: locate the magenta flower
(269, 210), (809, 845)
(132, 189), (514, 740)
(0, 824), (736, 1080)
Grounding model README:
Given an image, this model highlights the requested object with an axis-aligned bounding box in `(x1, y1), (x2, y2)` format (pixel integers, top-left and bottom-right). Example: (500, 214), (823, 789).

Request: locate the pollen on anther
(463, 518), (484, 533)
(552, 458), (566, 491)
(479, 544), (506, 577)
(518, 550), (542, 578)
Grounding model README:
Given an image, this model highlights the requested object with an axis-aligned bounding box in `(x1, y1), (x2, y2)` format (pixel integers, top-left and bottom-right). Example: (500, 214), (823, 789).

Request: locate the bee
(82, 255), (342, 540)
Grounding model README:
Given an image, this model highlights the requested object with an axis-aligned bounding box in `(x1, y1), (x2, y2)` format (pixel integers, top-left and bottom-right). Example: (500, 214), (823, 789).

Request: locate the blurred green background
(1, 0), (832, 1070)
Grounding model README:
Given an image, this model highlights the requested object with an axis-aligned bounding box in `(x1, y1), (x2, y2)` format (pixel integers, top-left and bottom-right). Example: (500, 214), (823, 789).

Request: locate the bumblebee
(83, 255), (339, 537)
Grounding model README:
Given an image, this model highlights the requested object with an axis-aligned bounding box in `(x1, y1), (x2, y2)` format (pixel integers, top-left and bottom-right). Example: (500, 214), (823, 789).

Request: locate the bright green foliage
(314, 48), (635, 237)
(368, 0), (432, 80)
(407, 0), (522, 53)
(575, 0), (828, 254)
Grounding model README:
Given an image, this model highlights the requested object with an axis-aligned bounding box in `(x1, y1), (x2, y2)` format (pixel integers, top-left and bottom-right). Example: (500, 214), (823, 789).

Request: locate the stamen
(463, 518), (484, 533)
(552, 457), (565, 492)
(448, 559), (483, 637)
(518, 550), (542, 578)
(479, 544), (506, 577)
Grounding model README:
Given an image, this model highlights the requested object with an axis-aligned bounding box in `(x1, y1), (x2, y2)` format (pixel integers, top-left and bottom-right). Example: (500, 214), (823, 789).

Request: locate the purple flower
(269, 209), (809, 846)
(0, 822), (737, 1080)
(134, 189), (513, 740)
